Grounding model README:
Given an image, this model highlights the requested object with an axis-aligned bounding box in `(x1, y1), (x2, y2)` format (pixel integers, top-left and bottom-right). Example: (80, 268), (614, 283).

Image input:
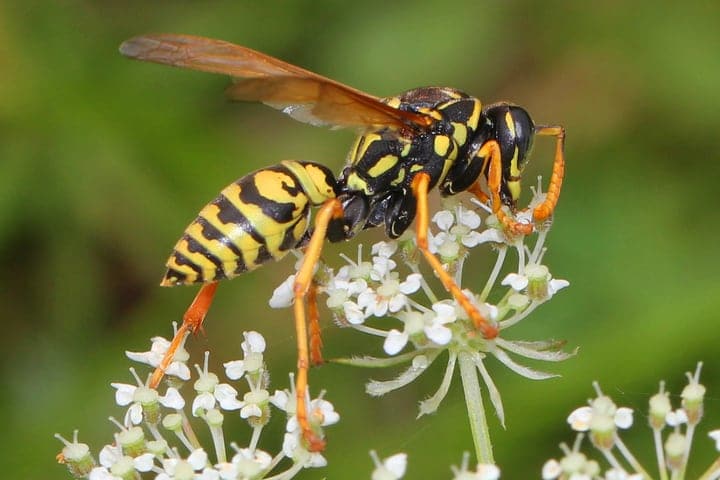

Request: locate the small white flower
(384, 328), (409, 355)
(614, 407), (634, 429)
(224, 331), (266, 380)
(239, 389), (269, 419)
(110, 381), (179, 426)
(232, 448), (273, 474)
(567, 403), (633, 432)
(309, 398), (340, 426)
(126, 336), (191, 381)
(282, 432), (327, 467)
(372, 240), (398, 259)
(542, 459), (562, 479)
(666, 409), (689, 427)
(501, 273), (529, 291)
(358, 272), (421, 317)
(502, 265), (569, 300)
(159, 449), (208, 479)
(159, 387), (185, 410)
(325, 277), (368, 309)
(423, 302), (457, 346)
(343, 300), (367, 325)
(567, 406), (593, 431)
(192, 360), (243, 415)
(371, 451), (407, 480)
(429, 206), (486, 257)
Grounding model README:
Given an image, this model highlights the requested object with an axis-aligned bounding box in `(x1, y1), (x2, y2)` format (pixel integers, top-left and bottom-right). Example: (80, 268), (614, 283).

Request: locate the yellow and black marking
(163, 161), (337, 285)
(119, 32), (567, 453)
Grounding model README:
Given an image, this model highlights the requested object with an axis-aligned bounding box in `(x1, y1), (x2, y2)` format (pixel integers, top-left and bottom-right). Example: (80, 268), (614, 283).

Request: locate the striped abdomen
(162, 160), (337, 286)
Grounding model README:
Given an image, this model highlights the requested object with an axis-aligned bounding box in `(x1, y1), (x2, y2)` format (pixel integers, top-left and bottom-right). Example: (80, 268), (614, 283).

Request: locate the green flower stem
(698, 458), (720, 480)
(653, 428), (669, 480)
(458, 350), (493, 464)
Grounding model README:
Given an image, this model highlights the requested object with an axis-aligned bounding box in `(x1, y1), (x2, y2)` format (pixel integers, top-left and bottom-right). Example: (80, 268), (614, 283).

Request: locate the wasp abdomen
(162, 161), (337, 286)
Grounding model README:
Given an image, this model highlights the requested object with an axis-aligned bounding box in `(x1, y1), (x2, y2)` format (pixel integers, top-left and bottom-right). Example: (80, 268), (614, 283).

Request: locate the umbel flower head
(56, 330), (339, 479)
(543, 363), (720, 480)
(270, 180), (573, 462)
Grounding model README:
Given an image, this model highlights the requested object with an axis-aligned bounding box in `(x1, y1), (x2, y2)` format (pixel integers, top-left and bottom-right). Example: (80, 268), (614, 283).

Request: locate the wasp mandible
(119, 33), (566, 451)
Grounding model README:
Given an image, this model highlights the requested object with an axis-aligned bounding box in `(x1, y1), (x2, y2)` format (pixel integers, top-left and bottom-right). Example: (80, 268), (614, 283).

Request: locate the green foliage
(2, 1), (719, 478)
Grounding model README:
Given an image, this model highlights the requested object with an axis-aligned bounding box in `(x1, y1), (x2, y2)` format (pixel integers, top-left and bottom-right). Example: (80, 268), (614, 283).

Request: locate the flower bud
(117, 426), (145, 457)
(665, 432), (686, 471)
(648, 391), (671, 429)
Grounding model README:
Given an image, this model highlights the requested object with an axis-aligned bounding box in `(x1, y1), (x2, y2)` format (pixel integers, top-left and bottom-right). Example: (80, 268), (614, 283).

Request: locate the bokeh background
(3, 1), (720, 478)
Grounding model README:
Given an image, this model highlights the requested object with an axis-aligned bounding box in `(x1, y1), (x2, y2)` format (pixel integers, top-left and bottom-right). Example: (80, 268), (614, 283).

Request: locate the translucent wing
(119, 34), (432, 130)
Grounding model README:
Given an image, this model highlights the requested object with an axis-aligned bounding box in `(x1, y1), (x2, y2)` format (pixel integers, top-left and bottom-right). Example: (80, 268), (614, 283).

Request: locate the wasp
(119, 34), (565, 451)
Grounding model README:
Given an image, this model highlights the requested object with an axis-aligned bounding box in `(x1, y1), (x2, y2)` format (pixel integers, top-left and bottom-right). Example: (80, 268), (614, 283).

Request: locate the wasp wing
(120, 33), (431, 130)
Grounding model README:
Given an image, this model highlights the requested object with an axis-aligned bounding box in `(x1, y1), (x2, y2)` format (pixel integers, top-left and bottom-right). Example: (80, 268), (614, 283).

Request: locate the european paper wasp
(119, 33), (565, 451)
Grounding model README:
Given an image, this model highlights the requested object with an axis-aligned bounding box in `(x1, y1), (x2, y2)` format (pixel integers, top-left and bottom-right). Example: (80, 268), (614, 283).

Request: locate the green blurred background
(3, 1), (720, 478)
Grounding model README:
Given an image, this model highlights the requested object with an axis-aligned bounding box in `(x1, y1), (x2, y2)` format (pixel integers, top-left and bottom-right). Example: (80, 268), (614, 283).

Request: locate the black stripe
(213, 195), (267, 246)
(237, 167), (301, 224)
(183, 234), (227, 280)
(279, 214), (307, 251)
(163, 268), (187, 285)
(197, 216), (244, 259)
(168, 250), (204, 283)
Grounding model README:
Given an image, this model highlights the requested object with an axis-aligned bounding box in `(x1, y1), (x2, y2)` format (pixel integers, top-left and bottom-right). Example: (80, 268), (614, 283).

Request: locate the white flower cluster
(543, 363), (720, 480)
(270, 189), (571, 430)
(56, 331), (338, 480)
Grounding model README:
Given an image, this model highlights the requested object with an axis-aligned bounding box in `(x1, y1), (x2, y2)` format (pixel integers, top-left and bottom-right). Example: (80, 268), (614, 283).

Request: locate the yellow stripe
(505, 111), (516, 138)
(390, 168), (405, 186)
(468, 99), (481, 131)
(451, 122), (467, 146)
(367, 154), (398, 178)
(173, 238), (219, 281)
(346, 172), (368, 192)
(166, 254), (199, 283)
(434, 135), (451, 157)
(356, 133), (382, 161)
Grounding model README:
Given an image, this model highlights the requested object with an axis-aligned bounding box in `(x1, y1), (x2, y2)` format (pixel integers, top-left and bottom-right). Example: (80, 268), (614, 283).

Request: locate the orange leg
(308, 281), (324, 366)
(149, 282), (218, 388)
(532, 125), (566, 221)
(412, 173), (498, 339)
(293, 198), (343, 452)
(476, 141), (534, 236)
(467, 182), (490, 205)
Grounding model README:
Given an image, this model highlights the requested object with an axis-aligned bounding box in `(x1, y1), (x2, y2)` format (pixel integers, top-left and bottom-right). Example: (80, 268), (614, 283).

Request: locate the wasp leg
(532, 126), (566, 222)
(412, 173), (498, 339)
(308, 281), (324, 366)
(477, 141), (534, 236)
(293, 198), (343, 452)
(466, 181), (490, 205)
(150, 282), (219, 388)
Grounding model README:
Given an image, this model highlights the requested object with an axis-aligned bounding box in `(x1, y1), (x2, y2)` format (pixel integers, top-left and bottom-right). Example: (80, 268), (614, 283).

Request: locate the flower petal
(384, 453), (407, 477)
(111, 383), (136, 406)
(215, 384), (243, 411)
(424, 324), (452, 345)
(159, 387), (185, 409)
(384, 329), (409, 355)
(192, 392), (216, 416)
(614, 407), (634, 429)
(188, 448), (208, 470)
(432, 210), (454, 231)
(269, 274), (295, 308)
(567, 406), (593, 431)
(241, 331), (266, 354)
(223, 360), (246, 380)
(399, 273), (422, 294)
(501, 273), (529, 291)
